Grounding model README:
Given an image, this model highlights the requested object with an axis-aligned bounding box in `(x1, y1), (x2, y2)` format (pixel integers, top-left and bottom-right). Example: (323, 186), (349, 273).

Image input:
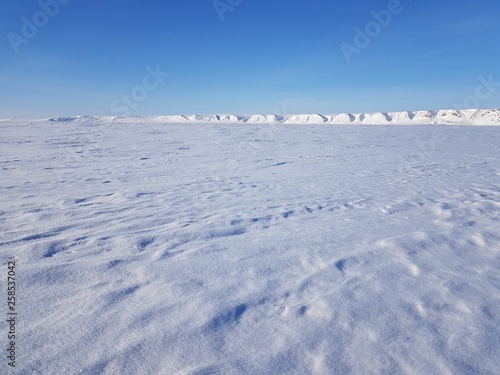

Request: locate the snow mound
(49, 116), (114, 123)
(329, 113), (356, 124)
(389, 111), (414, 124)
(49, 117), (80, 122)
(435, 109), (464, 124)
(156, 115), (190, 123)
(183, 115), (209, 122)
(411, 110), (435, 123)
(283, 114), (327, 124)
(472, 109), (500, 124)
(208, 114), (241, 122)
(245, 114), (279, 124)
(360, 112), (392, 124)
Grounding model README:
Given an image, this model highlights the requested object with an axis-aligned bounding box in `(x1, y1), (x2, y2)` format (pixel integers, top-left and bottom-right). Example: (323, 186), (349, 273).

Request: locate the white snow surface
(31, 108), (500, 125)
(1, 119), (499, 374)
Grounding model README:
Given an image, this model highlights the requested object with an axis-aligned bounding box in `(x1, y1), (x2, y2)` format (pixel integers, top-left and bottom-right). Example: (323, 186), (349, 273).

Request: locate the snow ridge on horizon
(43, 108), (500, 125)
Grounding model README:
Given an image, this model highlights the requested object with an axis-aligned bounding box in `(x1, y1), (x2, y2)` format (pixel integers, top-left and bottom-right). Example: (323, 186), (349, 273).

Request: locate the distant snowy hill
(43, 109), (500, 125)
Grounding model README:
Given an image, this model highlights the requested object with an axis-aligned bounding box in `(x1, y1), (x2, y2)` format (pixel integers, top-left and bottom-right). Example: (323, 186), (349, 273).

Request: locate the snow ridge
(44, 109), (500, 125)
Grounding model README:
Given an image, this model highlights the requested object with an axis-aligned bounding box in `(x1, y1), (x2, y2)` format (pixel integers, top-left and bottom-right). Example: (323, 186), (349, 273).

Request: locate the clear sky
(1, 0), (499, 117)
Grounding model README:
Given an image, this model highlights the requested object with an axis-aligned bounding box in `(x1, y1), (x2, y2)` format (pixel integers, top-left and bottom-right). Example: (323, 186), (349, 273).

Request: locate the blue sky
(1, 0), (499, 117)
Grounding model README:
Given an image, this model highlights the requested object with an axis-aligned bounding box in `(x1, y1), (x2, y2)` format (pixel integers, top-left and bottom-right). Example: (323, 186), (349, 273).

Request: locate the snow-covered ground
(1, 119), (499, 374)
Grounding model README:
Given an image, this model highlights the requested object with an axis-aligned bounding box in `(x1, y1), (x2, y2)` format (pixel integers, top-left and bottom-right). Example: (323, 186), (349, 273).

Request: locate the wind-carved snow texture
(0, 120), (499, 374)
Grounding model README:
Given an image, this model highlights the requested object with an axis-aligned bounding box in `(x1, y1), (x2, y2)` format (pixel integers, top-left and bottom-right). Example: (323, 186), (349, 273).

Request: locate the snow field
(0, 121), (499, 374)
